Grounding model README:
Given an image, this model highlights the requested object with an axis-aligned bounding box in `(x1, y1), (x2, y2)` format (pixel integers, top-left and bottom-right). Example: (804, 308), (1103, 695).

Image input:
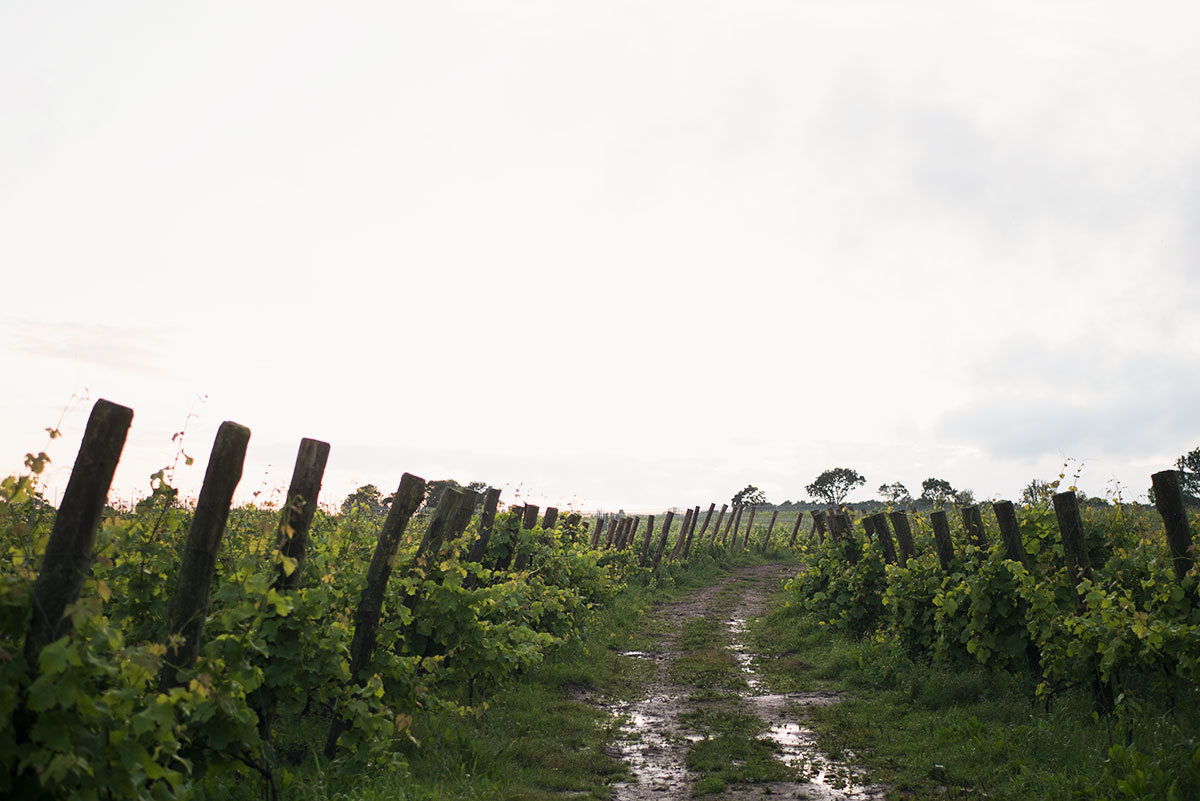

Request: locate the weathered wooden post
(628, 517), (641, 550)
(590, 516), (604, 548)
(651, 511), (674, 572)
(761, 509), (779, 551)
(325, 473), (427, 756)
(682, 505), (702, 559)
(274, 438), (331, 592)
(930, 510), (955, 571)
(563, 512), (582, 541)
(708, 504), (728, 548)
(541, 507), (558, 530)
(465, 488), (502, 564)
(1053, 491), (1092, 594)
(670, 508), (694, 560)
(788, 510), (805, 547)
(603, 516), (621, 549)
(415, 487), (464, 567)
(1052, 490), (1111, 711)
(640, 515), (656, 566)
(260, 436), (331, 740)
(24, 399), (133, 668)
(1151, 470), (1195, 584)
(812, 510), (827, 544)
(868, 513), (896, 564)
(696, 503), (716, 544)
(830, 512), (857, 563)
(741, 506), (757, 549)
(888, 511), (916, 564)
(962, 505), (987, 549)
(722, 504), (741, 546)
(463, 487), (501, 588)
(992, 501), (1028, 566)
(513, 503), (540, 569)
(160, 421), (251, 690)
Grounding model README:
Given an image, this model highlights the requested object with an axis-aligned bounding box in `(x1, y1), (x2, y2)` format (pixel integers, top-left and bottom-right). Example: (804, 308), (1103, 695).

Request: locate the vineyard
(2, 398), (1199, 800)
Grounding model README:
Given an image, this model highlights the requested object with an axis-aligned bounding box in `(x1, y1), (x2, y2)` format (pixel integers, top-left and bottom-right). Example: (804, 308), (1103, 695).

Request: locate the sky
(2, 1), (1198, 513)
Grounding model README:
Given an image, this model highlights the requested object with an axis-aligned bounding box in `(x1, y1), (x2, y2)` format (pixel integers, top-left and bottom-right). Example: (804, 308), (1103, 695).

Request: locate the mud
(602, 563), (885, 800)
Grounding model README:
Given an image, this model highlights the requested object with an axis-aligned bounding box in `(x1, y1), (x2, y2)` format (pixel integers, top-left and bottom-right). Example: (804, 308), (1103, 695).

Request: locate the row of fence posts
(809, 473), (1195, 711)
(16, 399), (1197, 757)
(14, 399), (585, 771)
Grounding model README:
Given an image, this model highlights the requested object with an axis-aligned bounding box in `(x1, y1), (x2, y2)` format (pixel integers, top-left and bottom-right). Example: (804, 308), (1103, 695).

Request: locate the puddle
(727, 618), (885, 800)
(764, 722), (881, 799)
(608, 694), (692, 798)
(600, 565), (885, 800)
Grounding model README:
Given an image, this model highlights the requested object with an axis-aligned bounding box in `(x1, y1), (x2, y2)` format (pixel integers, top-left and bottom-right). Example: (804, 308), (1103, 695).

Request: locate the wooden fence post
(962, 505), (987, 549)
(463, 487), (501, 588)
(761, 509), (779, 551)
(1053, 491), (1093, 595)
(651, 511), (674, 572)
(696, 503), (716, 544)
(513, 504), (539, 570)
(160, 421), (251, 689)
(682, 505), (702, 558)
(830, 513), (857, 563)
(670, 508), (694, 561)
(590, 516), (604, 548)
(992, 501), (1028, 566)
(274, 438), (331, 592)
(324, 473), (427, 757)
(603, 516), (620, 549)
(542, 507), (558, 530)
(628, 517), (641, 550)
(723, 504), (741, 546)
(888, 511), (916, 564)
(868, 513), (896, 564)
(788, 510), (805, 547)
(709, 504), (728, 549)
(1151, 470), (1195, 583)
(812, 510), (827, 543)
(465, 488), (502, 565)
(1052, 490), (1111, 712)
(929, 510), (955, 571)
(24, 399), (133, 669)
(741, 506), (757, 549)
(640, 515), (656, 566)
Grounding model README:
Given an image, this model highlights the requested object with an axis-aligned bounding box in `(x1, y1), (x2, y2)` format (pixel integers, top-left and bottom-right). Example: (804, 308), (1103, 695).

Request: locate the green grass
(749, 589), (1200, 801)
(197, 550), (794, 801)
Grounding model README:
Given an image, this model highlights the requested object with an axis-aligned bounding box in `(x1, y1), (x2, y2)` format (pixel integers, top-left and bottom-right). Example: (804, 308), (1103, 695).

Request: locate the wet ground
(601, 563), (885, 800)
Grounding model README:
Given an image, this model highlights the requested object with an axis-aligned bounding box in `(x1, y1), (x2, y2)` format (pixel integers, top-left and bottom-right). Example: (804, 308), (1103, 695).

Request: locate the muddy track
(603, 563), (884, 800)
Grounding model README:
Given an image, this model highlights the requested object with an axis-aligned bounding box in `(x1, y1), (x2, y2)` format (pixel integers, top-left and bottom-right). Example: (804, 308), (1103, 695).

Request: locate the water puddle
(727, 619), (885, 800)
(608, 694), (691, 797)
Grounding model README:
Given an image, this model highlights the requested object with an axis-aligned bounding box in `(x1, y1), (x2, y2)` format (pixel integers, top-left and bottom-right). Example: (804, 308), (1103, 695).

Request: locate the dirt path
(604, 563), (884, 800)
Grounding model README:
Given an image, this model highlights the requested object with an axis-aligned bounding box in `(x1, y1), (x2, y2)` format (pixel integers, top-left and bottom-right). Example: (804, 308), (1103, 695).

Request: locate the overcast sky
(3, 1), (1198, 513)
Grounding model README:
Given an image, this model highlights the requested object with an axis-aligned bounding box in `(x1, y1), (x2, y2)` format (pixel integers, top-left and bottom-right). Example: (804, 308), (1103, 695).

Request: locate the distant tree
(806, 468), (865, 505)
(425, 479), (466, 511)
(919, 478), (956, 506)
(1176, 447), (1200, 497)
(877, 482), (912, 504)
(1020, 479), (1057, 506)
(732, 484), (768, 506)
(954, 488), (976, 505)
(341, 484), (387, 516)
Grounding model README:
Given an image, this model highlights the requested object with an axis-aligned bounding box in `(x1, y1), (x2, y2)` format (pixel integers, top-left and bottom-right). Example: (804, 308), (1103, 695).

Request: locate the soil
(600, 563), (885, 800)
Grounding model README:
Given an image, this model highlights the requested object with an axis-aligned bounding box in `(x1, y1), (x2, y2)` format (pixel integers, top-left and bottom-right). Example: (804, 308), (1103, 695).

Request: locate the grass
(197, 548), (789, 801)
(748, 587), (1200, 801)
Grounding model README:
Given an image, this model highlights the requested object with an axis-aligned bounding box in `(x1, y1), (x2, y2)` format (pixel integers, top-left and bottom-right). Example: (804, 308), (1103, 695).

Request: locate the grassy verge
(199, 549), (787, 800)
(749, 585), (1200, 801)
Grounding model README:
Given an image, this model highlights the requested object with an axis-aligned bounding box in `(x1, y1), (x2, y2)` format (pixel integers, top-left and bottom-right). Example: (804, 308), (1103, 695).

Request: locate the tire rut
(603, 563), (884, 801)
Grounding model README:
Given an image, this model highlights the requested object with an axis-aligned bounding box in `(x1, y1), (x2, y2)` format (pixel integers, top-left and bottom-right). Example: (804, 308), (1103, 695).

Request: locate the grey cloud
(937, 336), (1200, 460)
(7, 319), (182, 378)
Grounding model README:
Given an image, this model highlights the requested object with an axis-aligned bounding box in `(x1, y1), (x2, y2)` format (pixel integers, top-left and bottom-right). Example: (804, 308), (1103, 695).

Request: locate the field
(2, 405), (1199, 799)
